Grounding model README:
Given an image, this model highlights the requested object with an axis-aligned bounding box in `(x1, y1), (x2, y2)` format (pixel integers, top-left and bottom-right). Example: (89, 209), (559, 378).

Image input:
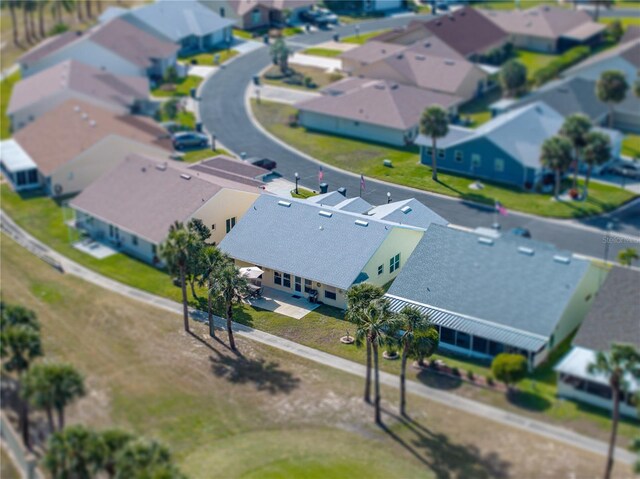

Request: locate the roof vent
(81, 113), (88, 120)
(396, 54), (404, 60)
(374, 84), (386, 90)
(278, 200), (291, 207)
(89, 120), (96, 127)
(518, 246), (534, 256)
(444, 59), (455, 66)
(73, 105), (80, 112)
(424, 41), (431, 48)
(180, 173), (191, 180)
(390, 83), (399, 89)
(355, 219), (369, 227)
(319, 210), (332, 218)
(381, 48), (386, 54)
(553, 255), (571, 264)
(401, 206), (412, 214)
(415, 55), (426, 61)
(478, 237), (494, 246)
(156, 163), (167, 171)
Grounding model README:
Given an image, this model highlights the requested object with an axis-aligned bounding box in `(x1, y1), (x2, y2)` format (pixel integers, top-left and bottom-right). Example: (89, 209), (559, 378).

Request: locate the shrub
(467, 370), (475, 381)
(606, 20), (623, 43)
(486, 375), (495, 386)
(500, 60), (527, 97)
(533, 46), (590, 86)
(451, 367), (460, 377)
(328, 72), (344, 83)
(49, 23), (69, 35)
(491, 353), (528, 389)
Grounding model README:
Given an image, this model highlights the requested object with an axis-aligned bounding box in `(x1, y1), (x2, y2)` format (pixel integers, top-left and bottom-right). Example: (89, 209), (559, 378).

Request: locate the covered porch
(0, 140), (40, 192)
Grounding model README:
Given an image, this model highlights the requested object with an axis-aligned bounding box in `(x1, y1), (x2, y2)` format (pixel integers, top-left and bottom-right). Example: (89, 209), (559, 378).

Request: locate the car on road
(247, 157), (277, 170)
(172, 131), (209, 150)
(608, 162), (640, 180)
(510, 227), (532, 239)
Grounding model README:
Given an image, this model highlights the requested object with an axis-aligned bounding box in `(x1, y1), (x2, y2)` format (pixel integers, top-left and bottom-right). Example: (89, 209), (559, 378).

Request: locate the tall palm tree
(588, 344), (640, 479)
(596, 70), (629, 129)
(6, 0), (21, 46)
(22, 0), (33, 44)
(396, 306), (437, 416)
(345, 283), (385, 404)
(76, 0), (84, 22)
(355, 298), (395, 424)
(559, 114), (592, 190)
(161, 222), (199, 332)
(115, 437), (185, 479)
(37, 0), (48, 38)
(210, 257), (248, 351)
(1, 303), (40, 331)
(185, 219), (210, 300)
(0, 325), (43, 448)
(23, 363), (56, 432)
(582, 131), (611, 197)
(540, 136), (573, 199)
(100, 429), (135, 478)
(85, 0), (93, 19)
(420, 106), (449, 181)
(198, 245), (223, 338)
(44, 425), (107, 478)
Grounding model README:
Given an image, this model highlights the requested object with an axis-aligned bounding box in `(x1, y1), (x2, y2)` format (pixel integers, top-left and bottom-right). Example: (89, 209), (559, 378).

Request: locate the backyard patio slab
(245, 286), (320, 319)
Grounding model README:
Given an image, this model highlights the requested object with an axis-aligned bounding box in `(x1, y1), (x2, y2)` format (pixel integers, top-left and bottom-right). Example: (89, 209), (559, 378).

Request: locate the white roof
(555, 346), (639, 392)
(0, 139), (37, 172)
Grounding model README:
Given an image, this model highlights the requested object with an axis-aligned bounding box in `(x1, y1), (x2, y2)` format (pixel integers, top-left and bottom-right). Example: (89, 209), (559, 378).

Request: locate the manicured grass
(458, 88), (503, 127)
(252, 100), (637, 218)
(151, 75), (203, 98)
(302, 47), (343, 58)
(342, 29), (389, 44)
(158, 108), (197, 130)
(291, 187), (317, 198)
(262, 65), (343, 90)
(233, 28), (253, 40)
(180, 148), (233, 163)
(514, 49), (559, 81)
(179, 48), (238, 66)
(481, 1), (563, 10)
(622, 134), (640, 159)
(0, 70), (20, 139)
(600, 16), (640, 28)
(282, 26), (304, 36)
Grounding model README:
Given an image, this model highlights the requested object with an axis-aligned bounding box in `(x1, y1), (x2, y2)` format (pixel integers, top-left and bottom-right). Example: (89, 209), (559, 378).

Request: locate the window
(152, 244), (157, 255)
(440, 327), (455, 344)
(454, 150), (463, 163)
(304, 279), (313, 293)
(16, 171), (26, 186)
(377, 264), (383, 276)
(324, 286), (337, 300)
(219, 6), (225, 16)
(494, 158), (505, 172)
(472, 336), (488, 354)
(28, 169), (38, 183)
(438, 149), (445, 159)
(471, 154), (481, 168)
(424, 146), (432, 156)
(389, 253), (400, 273)
(274, 271), (282, 285)
(456, 331), (471, 350)
(211, 224), (216, 231)
(132, 235), (138, 246)
(488, 341), (504, 356)
(283, 273), (291, 288)
(225, 217), (236, 233)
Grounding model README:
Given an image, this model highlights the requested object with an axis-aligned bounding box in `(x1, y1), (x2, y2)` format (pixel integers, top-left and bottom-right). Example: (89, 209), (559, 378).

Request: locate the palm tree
(355, 298), (395, 424)
(618, 248), (639, 267)
(345, 284), (385, 404)
(0, 325), (43, 448)
(588, 344), (640, 479)
(44, 425), (107, 479)
(185, 219), (211, 300)
(210, 257), (248, 351)
(396, 306), (437, 416)
(559, 114), (592, 190)
(114, 437), (184, 479)
(540, 136), (573, 199)
(100, 429), (135, 478)
(420, 106), (449, 181)
(37, 0), (47, 38)
(6, 0), (21, 46)
(596, 70), (629, 128)
(1, 303), (40, 331)
(582, 131), (611, 197)
(23, 363), (56, 432)
(198, 245), (223, 338)
(161, 222), (199, 333)
(22, 0), (33, 44)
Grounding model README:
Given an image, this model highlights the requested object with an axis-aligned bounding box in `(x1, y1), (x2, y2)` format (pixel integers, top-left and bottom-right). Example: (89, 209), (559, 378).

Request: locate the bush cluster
(532, 46), (590, 86)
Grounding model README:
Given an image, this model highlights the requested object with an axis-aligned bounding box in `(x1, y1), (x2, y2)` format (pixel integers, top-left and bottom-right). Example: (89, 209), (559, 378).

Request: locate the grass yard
(600, 16), (640, 28)
(180, 148), (233, 163)
(179, 48), (238, 66)
(262, 65), (343, 90)
(342, 29), (389, 44)
(458, 88), (503, 127)
(252, 100), (636, 218)
(1, 236), (630, 479)
(622, 134), (640, 159)
(151, 75), (203, 98)
(514, 49), (558, 81)
(158, 107), (197, 130)
(233, 29), (253, 40)
(302, 47), (344, 58)
(0, 70), (20, 139)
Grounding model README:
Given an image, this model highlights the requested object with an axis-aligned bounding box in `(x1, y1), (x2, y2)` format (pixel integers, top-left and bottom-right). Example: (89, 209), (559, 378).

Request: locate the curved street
(199, 14), (640, 260)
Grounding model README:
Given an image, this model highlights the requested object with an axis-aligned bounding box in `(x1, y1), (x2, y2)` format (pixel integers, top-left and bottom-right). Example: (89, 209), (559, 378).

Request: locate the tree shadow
(379, 409), (512, 479)
(208, 349), (300, 394)
(506, 389), (552, 412)
(415, 369), (462, 391)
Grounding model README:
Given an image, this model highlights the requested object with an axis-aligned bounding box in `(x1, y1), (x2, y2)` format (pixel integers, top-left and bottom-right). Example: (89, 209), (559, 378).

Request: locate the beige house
(70, 155), (265, 265)
(219, 192), (448, 309)
(10, 99), (172, 197)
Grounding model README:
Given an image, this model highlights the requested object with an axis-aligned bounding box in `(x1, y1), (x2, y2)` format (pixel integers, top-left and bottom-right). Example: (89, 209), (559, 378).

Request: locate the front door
(294, 276), (302, 292)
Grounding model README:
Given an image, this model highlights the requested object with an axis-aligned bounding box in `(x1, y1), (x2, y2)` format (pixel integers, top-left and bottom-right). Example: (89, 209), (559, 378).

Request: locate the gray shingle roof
(573, 267), (640, 351)
(386, 224), (591, 341)
(366, 198), (448, 230)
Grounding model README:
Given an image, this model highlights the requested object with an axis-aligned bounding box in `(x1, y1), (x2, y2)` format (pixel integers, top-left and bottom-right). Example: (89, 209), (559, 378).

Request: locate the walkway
(1, 210), (635, 466)
(257, 84), (320, 104)
(289, 52), (342, 72)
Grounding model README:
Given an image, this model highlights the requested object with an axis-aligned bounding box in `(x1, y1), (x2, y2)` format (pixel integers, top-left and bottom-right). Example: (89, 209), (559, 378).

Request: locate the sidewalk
(256, 84), (320, 104)
(0, 210), (635, 466)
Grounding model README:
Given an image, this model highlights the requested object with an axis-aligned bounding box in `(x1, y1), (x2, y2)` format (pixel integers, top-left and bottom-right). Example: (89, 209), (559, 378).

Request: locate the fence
(0, 412), (42, 479)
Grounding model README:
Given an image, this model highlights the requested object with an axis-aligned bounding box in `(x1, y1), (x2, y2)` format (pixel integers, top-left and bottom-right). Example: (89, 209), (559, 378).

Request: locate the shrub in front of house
(491, 353), (528, 391)
(533, 46), (590, 86)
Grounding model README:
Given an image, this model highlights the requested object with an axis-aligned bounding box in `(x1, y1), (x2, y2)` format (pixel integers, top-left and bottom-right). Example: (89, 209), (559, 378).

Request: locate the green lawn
(622, 134), (640, 159)
(291, 187), (317, 198)
(262, 65), (343, 90)
(600, 16), (640, 28)
(253, 100), (636, 218)
(180, 147), (233, 163)
(342, 29), (389, 44)
(158, 108), (197, 130)
(179, 48), (238, 66)
(0, 70), (20, 139)
(302, 47), (343, 58)
(458, 88), (503, 127)
(151, 75), (203, 98)
(514, 49), (558, 81)
(233, 28), (253, 40)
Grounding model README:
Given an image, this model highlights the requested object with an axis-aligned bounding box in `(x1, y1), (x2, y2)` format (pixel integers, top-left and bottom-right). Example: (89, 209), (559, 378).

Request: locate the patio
(72, 238), (118, 260)
(244, 286), (320, 319)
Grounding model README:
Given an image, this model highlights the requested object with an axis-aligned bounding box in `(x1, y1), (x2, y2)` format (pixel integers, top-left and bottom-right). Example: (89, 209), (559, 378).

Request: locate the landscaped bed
(179, 47), (238, 66)
(262, 65), (343, 90)
(302, 47), (343, 58)
(151, 75), (203, 98)
(251, 100), (636, 218)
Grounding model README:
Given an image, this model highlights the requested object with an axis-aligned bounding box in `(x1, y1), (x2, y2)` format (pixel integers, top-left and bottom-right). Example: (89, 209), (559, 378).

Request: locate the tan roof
(70, 154), (263, 243)
(8, 60), (149, 115)
(188, 155), (269, 183)
(19, 30), (83, 66)
(13, 99), (172, 176)
(89, 18), (178, 68)
(296, 78), (462, 129)
(481, 6), (605, 40)
(339, 41), (406, 65)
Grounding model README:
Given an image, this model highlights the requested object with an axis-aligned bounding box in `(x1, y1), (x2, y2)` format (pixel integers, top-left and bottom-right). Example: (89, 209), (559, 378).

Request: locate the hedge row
(532, 46), (591, 86)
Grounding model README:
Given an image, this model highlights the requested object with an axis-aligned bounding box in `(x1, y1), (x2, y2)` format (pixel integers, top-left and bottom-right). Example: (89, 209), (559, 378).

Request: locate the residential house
(339, 41), (407, 74)
(562, 38), (640, 83)
(99, 1), (234, 54)
(5, 100), (172, 197)
(385, 224), (601, 369)
(18, 18), (178, 79)
(345, 38), (491, 101)
(620, 25), (640, 45)
(490, 76), (640, 134)
(295, 77), (463, 146)
(203, 0), (316, 30)
(188, 155), (271, 183)
(555, 267), (639, 418)
(481, 6), (605, 53)
(7, 60), (151, 132)
(70, 154), (265, 265)
(219, 192), (447, 309)
(416, 102), (622, 189)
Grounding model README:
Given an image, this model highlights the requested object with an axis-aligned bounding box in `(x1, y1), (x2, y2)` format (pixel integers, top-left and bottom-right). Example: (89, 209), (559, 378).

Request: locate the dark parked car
(510, 227), (531, 238)
(300, 10), (330, 27)
(247, 157), (277, 171)
(172, 131), (208, 150)
(609, 162), (640, 179)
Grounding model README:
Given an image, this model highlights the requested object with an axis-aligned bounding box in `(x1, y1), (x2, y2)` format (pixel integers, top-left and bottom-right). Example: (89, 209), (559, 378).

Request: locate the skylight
(278, 200), (291, 207)
(355, 220), (369, 227)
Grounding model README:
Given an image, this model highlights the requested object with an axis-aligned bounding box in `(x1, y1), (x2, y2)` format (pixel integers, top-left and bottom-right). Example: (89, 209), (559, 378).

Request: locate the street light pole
(295, 172), (299, 195)
(603, 221), (614, 266)
(387, 192), (392, 204)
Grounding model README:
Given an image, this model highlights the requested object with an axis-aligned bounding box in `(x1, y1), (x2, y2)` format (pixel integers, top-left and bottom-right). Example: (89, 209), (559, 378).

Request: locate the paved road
(1, 210), (635, 466)
(199, 14), (640, 259)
